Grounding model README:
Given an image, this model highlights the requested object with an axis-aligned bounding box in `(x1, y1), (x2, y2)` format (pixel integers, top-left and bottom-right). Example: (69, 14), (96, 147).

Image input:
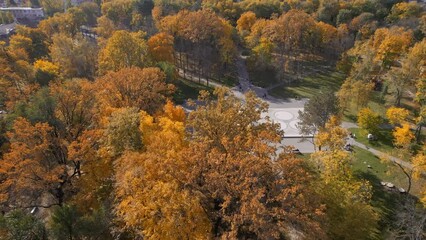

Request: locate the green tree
(98, 30), (148, 74)
(0, 210), (47, 240)
(50, 34), (97, 79)
(104, 108), (142, 156)
(297, 89), (339, 137)
(357, 108), (382, 135)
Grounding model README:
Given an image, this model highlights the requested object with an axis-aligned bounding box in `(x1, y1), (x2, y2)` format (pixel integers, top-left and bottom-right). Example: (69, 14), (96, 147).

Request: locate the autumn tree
(98, 30), (148, 74)
(95, 67), (174, 114)
(38, 7), (87, 38)
(114, 102), (212, 239)
(34, 60), (60, 86)
(147, 32), (174, 63)
(236, 11), (257, 36)
(264, 10), (320, 79)
(0, 42), (37, 110)
(114, 89), (325, 238)
(370, 27), (413, 69)
(184, 88), (325, 238)
(337, 79), (374, 113)
(0, 118), (78, 208)
(50, 34), (97, 79)
(386, 106), (410, 126)
(315, 116), (348, 151)
(393, 123), (414, 149)
(50, 79), (97, 141)
(357, 108), (382, 135)
(412, 152), (426, 204)
(14, 25), (49, 61)
(104, 108), (142, 156)
(311, 150), (379, 239)
(159, 9), (236, 82)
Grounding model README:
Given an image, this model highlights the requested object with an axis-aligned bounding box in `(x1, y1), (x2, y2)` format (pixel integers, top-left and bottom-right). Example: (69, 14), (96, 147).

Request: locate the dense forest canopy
(0, 0), (425, 239)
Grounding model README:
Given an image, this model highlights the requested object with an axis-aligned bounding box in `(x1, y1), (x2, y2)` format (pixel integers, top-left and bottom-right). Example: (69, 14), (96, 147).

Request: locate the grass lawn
(349, 128), (396, 154)
(351, 146), (426, 237)
(172, 78), (213, 104)
(343, 91), (388, 123)
(267, 61), (346, 99)
(351, 146), (415, 193)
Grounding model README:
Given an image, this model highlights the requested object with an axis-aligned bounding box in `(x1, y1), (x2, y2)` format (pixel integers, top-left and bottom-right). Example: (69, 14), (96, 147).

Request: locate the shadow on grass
(354, 171), (400, 234)
(248, 67), (279, 88)
(172, 78), (213, 104)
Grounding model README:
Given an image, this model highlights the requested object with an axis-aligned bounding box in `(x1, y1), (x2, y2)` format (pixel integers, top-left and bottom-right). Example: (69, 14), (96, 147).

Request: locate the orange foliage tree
(0, 118), (80, 209)
(95, 67), (174, 114)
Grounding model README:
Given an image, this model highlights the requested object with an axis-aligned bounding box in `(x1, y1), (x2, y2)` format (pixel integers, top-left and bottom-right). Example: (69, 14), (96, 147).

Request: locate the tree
(98, 30), (148, 73)
(50, 34), (97, 79)
(78, 2), (101, 26)
(371, 27), (413, 68)
(184, 88), (325, 238)
(50, 79), (97, 141)
(389, 197), (426, 239)
(147, 32), (174, 63)
(387, 2), (422, 22)
(386, 106), (410, 126)
(14, 26), (49, 61)
(100, 0), (135, 29)
(49, 205), (82, 240)
(315, 116), (348, 151)
(297, 89), (339, 137)
(8, 35), (33, 60)
(39, 0), (63, 16)
(412, 152), (426, 204)
(114, 103), (211, 239)
(95, 67), (174, 114)
(393, 123), (414, 149)
(0, 118), (76, 208)
(38, 7), (87, 38)
(236, 11), (257, 36)
(34, 60), (60, 86)
(104, 108), (142, 156)
(0, 209), (47, 240)
(357, 108), (382, 135)
(115, 89), (325, 238)
(311, 150), (379, 239)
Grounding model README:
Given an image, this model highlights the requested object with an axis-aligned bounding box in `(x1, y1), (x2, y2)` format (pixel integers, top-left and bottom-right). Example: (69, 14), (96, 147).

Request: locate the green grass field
(349, 128), (395, 153)
(266, 59), (346, 99)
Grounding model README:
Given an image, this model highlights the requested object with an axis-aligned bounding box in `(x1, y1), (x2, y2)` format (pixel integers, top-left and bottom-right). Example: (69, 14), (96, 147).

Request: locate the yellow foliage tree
(357, 108), (382, 135)
(34, 60), (60, 85)
(236, 11), (257, 35)
(412, 152), (426, 204)
(98, 30), (148, 73)
(315, 116), (348, 151)
(311, 150), (379, 239)
(393, 123), (414, 149)
(114, 103), (212, 239)
(371, 27), (413, 68)
(386, 106), (410, 126)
